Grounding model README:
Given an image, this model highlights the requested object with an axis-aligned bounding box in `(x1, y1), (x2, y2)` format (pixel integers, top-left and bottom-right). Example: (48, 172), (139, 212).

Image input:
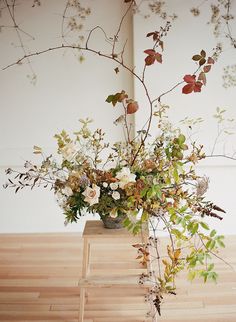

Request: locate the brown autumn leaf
(146, 31), (159, 41)
(155, 52), (162, 63)
(198, 71), (206, 85)
(192, 54), (202, 61)
(199, 57), (206, 66)
(145, 54), (156, 66)
(127, 100), (139, 114)
(114, 67), (119, 74)
(200, 49), (206, 57)
(132, 243), (143, 248)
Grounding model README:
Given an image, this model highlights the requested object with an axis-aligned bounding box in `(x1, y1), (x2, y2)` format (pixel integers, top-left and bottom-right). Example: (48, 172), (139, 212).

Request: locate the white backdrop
(0, 0), (133, 233)
(0, 0), (235, 234)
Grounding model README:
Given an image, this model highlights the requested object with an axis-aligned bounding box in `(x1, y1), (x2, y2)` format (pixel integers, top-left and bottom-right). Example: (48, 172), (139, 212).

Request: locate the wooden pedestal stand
(78, 220), (149, 321)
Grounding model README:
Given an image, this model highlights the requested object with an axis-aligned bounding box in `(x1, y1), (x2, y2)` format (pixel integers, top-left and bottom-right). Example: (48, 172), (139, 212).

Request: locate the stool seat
(83, 220), (139, 238)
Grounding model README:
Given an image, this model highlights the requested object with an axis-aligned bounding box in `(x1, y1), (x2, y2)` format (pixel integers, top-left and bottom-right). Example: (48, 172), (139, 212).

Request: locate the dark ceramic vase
(100, 214), (126, 229)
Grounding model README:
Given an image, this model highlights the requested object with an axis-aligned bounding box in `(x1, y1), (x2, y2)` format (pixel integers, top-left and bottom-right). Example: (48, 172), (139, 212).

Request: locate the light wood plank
(0, 232), (235, 321)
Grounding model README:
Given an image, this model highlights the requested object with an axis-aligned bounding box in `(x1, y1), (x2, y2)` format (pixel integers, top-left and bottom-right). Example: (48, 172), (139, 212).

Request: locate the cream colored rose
(116, 167), (136, 189)
(82, 184), (100, 206)
(112, 191), (120, 200)
(61, 142), (77, 161)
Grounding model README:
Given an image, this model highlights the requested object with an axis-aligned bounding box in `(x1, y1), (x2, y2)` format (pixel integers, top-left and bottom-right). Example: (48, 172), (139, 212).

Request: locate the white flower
(112, 191), (120, 200)
(116, 167), (136, 189)
(61, 142), (77, 161)
(103, 182), (108, 188)
(82, 184), (100, 206)
(110, 182), (118, 190)
(62, 186), (73, 197)
(110, 208), (118, 218)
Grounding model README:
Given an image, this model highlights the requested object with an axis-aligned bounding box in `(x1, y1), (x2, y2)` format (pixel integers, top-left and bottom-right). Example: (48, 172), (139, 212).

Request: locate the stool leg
(79, 286), (85, 322)
(79, 238), (90, 321)
(82, 238), (90, 278)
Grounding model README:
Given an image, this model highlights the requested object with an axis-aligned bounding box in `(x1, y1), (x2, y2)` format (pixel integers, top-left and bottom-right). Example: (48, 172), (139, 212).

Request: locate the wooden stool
(78, 220), (148, 321)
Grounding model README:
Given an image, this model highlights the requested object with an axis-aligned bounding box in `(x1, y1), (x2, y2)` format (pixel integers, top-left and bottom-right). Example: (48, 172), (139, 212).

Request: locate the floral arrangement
(4, 113), (227, 315)
(3, 0), (235, 319)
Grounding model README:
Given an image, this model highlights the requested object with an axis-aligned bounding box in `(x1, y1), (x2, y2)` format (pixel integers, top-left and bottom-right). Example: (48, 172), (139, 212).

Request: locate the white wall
(0, 0), (235, 235)
(133, 0), (236, 235)
(0, 0), (133, 233)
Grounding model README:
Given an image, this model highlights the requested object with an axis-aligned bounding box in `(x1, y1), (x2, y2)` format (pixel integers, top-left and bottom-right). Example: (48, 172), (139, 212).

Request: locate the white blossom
(110, 182), (118, 190)
(103, 182), (108, 188)
(112, 191), (120, 200)
(116, 167), (136, 189)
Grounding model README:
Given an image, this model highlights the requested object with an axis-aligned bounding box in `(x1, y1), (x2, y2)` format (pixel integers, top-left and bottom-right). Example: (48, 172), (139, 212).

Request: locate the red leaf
(144, 49), (156, 55)
(194, 81), (203, 92)
(182, 74), (203, 94)
(155, 52), (162, 63)
(183, 74), (196, 83)
(203, 65), (211, 73)
(182, 83), (194, 94)
(207, 57), (215, 64)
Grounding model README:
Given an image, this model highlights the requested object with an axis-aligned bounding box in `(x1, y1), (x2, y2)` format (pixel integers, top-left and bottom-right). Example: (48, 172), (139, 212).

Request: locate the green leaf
(216, 239), (225, 248)
(105, 94), (118, 106)
(141, 211), (149, 222)
(206, 239), (216, 250)
(208, 263), (214, 271)
(188, 270), (196, 281)
(173, 167), (179, 183)
(179, 204), (188, 214)
(210, 229), (217, 237)
(178, 134), (186, 144)
(171, 228), (182, 238)
(123, 217), (131, 227)
(192, 222), (199, 234)
(140, 188), (148, 198)
(153, 185), (162, 199)
(200, 222), (210, 230)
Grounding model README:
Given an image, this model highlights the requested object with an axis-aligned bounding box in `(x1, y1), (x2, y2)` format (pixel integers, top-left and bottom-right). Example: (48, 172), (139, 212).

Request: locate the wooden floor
(0, 233), (235, 322)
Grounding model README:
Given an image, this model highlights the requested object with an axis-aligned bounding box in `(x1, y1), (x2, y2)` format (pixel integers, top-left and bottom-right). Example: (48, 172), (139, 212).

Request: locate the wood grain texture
(0, 232), (235, 321)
